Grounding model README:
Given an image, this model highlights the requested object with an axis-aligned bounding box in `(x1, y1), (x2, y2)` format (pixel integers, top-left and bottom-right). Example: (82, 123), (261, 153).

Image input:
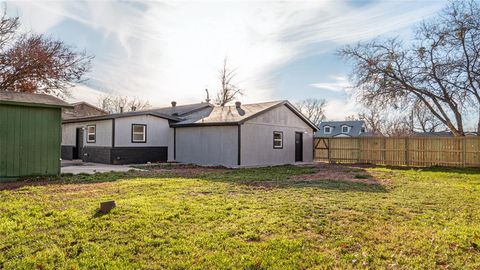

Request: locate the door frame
(295, 132), (303, 162)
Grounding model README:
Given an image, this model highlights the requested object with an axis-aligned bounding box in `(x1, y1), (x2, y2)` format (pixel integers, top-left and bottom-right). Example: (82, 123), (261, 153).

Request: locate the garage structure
(172, 101), (318, 167)
(0, 92), (72, 179)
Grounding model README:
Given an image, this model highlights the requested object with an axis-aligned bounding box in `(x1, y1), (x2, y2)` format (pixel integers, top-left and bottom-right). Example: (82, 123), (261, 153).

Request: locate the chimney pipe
(171, 101), (177, 107)
(131, 106), (137, 111)
(119, 106), (123, 113)
(235, 101), (241, 108)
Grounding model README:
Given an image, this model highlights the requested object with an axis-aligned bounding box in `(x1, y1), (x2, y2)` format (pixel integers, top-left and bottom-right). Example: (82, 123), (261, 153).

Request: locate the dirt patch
(146, 164), (228, 177)
(0, 179), (58, 191)
(0, 179), (115, 192)
(290, 163), (389, 185)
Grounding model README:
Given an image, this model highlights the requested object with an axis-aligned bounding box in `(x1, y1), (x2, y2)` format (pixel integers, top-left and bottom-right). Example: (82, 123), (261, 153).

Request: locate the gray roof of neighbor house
(172, 100), (318, 130)
(62, 102), (212, 123)
(0, 92), (72, 108)
(412, 131), (453, 137)
(315, 120), (366, 137)
(62, 102), (109, 120)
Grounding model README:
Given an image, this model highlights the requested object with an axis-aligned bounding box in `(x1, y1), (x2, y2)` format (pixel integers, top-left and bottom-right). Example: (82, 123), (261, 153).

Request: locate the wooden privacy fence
(314, 137), (480, 167)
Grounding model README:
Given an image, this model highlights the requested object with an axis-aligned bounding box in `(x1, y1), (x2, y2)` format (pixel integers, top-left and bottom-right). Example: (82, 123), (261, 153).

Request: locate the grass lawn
(0, 164), (479, 269)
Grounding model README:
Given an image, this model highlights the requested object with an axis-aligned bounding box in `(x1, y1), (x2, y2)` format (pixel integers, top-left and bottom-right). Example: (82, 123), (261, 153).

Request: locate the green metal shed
(0, 92), (72, 180)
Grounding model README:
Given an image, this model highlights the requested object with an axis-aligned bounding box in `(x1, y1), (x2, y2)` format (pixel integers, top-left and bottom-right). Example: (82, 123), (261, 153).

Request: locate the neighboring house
(61, 100), (318, 167)
(62, 101), (108, 119)
(0, 92), (72, 179)
(315, 120), (368, 138)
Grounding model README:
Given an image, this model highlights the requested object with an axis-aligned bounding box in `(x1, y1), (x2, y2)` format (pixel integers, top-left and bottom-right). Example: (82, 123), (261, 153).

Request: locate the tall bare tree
(214, 58), (244, 106)
(339, 0), (480, 136)
(98, 95), (150, 114)
(0, 8), (93, 97)
(296, 98), (326, 126)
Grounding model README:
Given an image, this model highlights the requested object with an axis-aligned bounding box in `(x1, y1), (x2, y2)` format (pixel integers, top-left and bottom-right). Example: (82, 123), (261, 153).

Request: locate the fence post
(405, 137), (410, 166)
(462, 137), (467, 167)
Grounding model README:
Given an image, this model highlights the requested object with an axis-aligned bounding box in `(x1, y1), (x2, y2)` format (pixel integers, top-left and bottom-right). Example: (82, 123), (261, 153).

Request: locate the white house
(61, 100), (318, 167)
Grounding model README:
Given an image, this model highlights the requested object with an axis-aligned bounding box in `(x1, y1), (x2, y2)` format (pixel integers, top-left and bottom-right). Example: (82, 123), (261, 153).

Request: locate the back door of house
(74, 128), (83, 159)
(295, 132), (303, 162)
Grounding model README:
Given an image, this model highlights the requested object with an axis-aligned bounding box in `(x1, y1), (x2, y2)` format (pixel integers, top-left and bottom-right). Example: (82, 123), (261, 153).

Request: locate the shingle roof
(315, 120), (366, 137)
(62, 102), (212, 123)
(172, 100), (318, 130)
(0, 92), (72, 108)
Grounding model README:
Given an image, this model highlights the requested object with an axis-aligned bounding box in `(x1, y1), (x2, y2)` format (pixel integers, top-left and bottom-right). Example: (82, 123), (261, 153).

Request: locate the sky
(7, 0), (447, 120)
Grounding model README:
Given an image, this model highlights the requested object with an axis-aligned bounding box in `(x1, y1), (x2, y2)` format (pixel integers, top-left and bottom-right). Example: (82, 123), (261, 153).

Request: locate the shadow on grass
(346, 163), (480, 175)
(0, 164), (388, 193)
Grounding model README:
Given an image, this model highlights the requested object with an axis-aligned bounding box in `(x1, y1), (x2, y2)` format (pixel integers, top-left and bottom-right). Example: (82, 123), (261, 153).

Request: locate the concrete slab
(61, 160), (139, 174)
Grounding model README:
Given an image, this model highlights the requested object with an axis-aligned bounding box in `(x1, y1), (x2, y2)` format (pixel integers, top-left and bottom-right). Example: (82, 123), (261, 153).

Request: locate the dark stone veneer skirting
(77, 146), (167, 165)
(61, 146), (74, 160)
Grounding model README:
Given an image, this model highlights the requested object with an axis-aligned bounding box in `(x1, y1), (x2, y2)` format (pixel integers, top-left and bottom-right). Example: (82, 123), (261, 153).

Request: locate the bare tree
(296, 98), (326, 126)
(214, 58), (244, 106)
(98, 95), (150, 114)
(384, 116), (413, 136)
(0, 8), (93, 97)
(356, 106), (385, 134)
(339, 0), (480, 136)
(411, 101), (444, 133)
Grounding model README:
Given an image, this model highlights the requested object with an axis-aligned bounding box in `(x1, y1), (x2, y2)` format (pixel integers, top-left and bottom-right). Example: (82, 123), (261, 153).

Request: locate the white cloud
(65, 84), (106, 106)
(324, 97), (360, 121)
(310, 75), (351, 92)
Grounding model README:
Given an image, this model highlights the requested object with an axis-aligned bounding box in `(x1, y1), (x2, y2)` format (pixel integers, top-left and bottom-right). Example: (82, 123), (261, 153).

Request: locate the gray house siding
(61, 115), (171, 164)
(240, 105), (314, 167)
(175, 126), (238, 167)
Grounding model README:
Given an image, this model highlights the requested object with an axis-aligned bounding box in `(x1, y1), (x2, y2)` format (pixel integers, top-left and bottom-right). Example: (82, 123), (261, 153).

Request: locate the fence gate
(314, 137), (329, 161)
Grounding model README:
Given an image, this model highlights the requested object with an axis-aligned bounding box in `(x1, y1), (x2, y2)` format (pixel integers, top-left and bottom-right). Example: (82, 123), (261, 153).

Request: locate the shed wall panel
(175, 126), (238, 167)
(0, 104), (61, 178)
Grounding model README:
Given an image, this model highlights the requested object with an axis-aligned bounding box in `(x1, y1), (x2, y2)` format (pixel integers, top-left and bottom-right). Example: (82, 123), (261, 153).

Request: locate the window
(324, 126), (331, 134)
(273, 131), (283, 149)
(361, 127), (366, 133)
(132, 124), (146, 143)
(86, 125), (96, 143)
(342, 126), (349, 133)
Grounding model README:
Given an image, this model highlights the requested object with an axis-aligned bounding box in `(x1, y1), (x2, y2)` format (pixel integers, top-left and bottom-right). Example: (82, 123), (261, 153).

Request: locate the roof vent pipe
(131, 106), (136, 111)
(171, 101), (177, 107)
(235, 101), (241, 108)
(119, 106), (123, 113)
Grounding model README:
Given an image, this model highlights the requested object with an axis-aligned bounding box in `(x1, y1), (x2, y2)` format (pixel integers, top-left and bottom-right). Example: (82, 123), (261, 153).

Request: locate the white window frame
(341, 125), (350, 133)
(86, 125), (96, 143)
(324, 126), (332, 134)
(273, 131), (283, 149)
(132, 124), (147, 143)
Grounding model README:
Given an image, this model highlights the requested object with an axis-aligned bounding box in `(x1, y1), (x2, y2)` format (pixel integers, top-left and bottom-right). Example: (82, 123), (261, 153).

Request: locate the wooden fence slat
(314, 137), (480, 168)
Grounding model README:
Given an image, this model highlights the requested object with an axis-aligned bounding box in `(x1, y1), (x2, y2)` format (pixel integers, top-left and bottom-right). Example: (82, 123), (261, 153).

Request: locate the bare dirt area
(140, 163), (228, 177)
(292, 163), (391, 185)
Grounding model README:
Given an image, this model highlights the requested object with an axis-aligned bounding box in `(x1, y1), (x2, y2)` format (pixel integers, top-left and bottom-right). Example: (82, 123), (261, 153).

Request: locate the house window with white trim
(86, 125), (96, 143)
(132, 124), (147, 143)
(324, 126), (331, 134)
(273, 131), (283, 149)
(342, 126), (349, 133)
